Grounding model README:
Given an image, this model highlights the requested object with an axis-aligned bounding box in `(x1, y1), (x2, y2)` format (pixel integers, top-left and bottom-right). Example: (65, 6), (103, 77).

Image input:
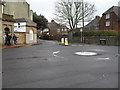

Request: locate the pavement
(2, 44), (26, 49)
(2, 40), (119, 88)
(1, 42), (42, 49)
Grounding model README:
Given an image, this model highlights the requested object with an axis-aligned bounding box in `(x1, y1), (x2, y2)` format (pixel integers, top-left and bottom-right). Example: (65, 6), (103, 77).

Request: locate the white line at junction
(95, 57), (110, 60)
(53, 51), (64, 59)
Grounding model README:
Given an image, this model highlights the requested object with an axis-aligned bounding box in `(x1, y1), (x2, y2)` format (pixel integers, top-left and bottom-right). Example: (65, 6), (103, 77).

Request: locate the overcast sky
(26, 0), (119, 22)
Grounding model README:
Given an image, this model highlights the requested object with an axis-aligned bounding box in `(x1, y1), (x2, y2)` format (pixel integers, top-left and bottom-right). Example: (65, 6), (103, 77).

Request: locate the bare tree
(55, 0), (96, 30)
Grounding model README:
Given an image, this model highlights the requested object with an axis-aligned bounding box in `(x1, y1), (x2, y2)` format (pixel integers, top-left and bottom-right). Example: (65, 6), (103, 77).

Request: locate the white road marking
(95, 57), (110, 60)
(53, 51), (64, 59)
(89, 49), (105, 52)
(53, 51), (60, 54)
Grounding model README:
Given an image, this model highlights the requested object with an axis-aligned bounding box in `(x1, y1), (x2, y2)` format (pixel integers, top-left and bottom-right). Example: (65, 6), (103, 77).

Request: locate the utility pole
(82, 0), (84, 44)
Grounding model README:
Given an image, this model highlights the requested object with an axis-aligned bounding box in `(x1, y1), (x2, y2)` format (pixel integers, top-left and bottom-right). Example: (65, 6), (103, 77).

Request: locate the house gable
(85, 16), (100, 30)
(99, 6), (120, 31)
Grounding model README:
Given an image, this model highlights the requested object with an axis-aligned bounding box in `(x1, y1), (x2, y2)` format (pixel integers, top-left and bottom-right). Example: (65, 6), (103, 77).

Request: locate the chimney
(95, 16), (100, 19)
(51, 20), (55, 22)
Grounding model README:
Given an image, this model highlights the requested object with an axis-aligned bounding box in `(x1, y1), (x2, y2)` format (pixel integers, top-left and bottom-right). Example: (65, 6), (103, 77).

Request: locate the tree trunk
(68, 30), (74, 42)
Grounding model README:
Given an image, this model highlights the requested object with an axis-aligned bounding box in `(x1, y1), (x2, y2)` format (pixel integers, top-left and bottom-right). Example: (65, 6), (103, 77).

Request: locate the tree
(33, 12), (48, 30)
(55, 0), (96, 30)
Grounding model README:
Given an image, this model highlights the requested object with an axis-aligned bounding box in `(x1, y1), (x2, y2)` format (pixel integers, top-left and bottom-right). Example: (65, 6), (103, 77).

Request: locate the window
(64, 29), (67, 32)
(57, 29), (60, 32)
(106, 21), (110, 26)
(29, 30), (33, 40)
(106, 14), (110, 19)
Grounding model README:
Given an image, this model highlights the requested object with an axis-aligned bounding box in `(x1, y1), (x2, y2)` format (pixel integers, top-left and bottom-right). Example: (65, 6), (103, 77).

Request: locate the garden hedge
(73, 30), (118, 37)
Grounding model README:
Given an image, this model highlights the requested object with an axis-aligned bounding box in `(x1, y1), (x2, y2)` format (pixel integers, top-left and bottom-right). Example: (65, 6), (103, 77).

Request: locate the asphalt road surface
(2, 40), (119, 88)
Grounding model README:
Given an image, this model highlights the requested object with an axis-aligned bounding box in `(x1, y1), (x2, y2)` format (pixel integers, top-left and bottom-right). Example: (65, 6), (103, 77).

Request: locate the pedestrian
(5, 34), (8, 45)
(8, 34), (12, 45)
(13, 34), (18, 45)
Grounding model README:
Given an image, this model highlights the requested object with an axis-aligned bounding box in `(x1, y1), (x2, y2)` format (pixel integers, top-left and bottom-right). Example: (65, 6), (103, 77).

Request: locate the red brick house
(48, 20), (69, 40)
(99, 6), (120, 31)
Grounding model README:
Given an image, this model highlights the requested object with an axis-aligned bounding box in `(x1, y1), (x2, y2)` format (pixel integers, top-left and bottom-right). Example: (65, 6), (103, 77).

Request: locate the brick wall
(15, 32), (26, 44)
(71, 36), (119, 45)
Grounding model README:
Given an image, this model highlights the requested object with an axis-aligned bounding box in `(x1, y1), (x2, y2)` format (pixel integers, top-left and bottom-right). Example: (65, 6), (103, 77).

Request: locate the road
(2, 40), (119, 88)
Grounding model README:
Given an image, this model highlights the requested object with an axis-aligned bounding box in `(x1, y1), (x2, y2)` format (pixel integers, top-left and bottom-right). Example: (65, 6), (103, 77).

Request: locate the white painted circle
(75, 52), (97, 56)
